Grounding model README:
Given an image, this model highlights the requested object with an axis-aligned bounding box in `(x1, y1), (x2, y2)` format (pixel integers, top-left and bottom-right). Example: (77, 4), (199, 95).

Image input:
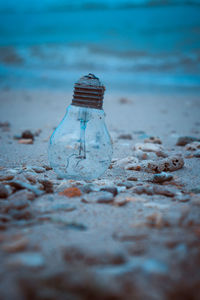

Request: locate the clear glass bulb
(48, 104), (113, 180)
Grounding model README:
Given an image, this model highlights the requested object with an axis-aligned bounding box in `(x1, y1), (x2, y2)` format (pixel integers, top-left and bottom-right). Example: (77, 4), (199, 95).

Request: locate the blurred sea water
(0, 0), (200, 92)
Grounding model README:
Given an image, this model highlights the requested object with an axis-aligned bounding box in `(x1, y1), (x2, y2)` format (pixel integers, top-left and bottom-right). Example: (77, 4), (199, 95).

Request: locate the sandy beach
(0, 86), (200, 299)
(1, 0), (200, 298)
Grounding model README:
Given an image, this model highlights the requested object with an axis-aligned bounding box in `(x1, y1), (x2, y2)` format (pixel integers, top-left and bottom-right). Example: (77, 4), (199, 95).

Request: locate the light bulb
(48, 74), (113, 180)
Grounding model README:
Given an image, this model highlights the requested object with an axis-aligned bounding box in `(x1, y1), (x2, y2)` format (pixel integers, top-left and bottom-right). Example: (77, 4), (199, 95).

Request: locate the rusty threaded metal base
(71, 74), (105, 109)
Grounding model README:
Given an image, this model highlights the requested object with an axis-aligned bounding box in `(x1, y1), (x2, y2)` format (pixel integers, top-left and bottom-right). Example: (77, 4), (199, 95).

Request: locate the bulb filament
(76, 108), (89, 164)
(78, 119), (86, 159)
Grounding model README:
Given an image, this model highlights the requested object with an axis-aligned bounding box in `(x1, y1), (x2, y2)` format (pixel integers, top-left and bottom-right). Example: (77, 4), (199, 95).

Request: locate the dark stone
(117, 181), (133, 189)
(127, 176), (138, 181)
(100, 186), (118, 196)
(118, 134), (132, 140)
(0, 183), (9, 198)
(152, 172), (173, 184)
(42, 165), (52, 171)
(132, 185), (175, 197)
(176, 136), (200, 146)
(0, 174), (14, 181)
(31, 166), (45, 173)
(132, 186), (154, 196)
(153, 185), (175, 197)
(21, 130), (34, 140)
(194, 151), (200, 158)
(39, 179), (53, 193)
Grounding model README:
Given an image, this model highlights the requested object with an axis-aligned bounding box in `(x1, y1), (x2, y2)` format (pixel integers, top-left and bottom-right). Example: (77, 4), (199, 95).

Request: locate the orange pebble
(59, 187), (82, 198)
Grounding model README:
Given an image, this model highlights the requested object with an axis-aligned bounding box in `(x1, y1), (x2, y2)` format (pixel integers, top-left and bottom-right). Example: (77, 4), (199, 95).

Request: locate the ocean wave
(1, 44), (199, 73)
(0, 44), (200, 91)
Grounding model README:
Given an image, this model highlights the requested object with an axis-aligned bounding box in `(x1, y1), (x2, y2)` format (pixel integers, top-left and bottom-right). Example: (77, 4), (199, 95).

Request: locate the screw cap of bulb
(72, 73), (105, 109)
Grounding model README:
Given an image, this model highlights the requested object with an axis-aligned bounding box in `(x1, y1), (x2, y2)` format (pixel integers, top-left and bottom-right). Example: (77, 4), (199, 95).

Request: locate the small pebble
(18, 139), (33, 145)
(114, 193), (133, 206)
(100, 186), (118, 196)
(39, 179), (53, 193)
(125, 163), (141, 171)
(80, 184), (99, 194)
(0, 183), (10, 198)
(119, 97), (129, 104)
(42, 164), (52, 171)
(97, 192), (114, 204)
(134, 142), (163, 153)
(134, 150), (157, 160)
(31, 166), (45, 173)
(152, 172), (173, 184)
(117, 181), (133, 189)
(127, 176), (138, 181)
(59, 187), (82, 198)
(176, 136), (199, 146)
(185, 141), (200, 151)
(112, 156), (139, 168)
(24, 172), (37, 184)
(82, 191), (114, 204)
(132, 185), (176, 197)
(144, 136), (162, 144)
(21, 130), (34, 140)
(118, 134), (132, 140)
(0, 174), (14, 181)
(194, 151), (200, 158)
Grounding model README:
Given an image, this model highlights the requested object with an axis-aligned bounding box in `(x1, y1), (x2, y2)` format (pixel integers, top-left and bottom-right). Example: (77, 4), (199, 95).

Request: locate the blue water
(0, 1), (200, 92)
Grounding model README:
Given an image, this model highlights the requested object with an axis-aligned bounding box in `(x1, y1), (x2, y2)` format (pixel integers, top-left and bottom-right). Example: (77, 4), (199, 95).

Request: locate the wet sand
(0, 88), (200, 299)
